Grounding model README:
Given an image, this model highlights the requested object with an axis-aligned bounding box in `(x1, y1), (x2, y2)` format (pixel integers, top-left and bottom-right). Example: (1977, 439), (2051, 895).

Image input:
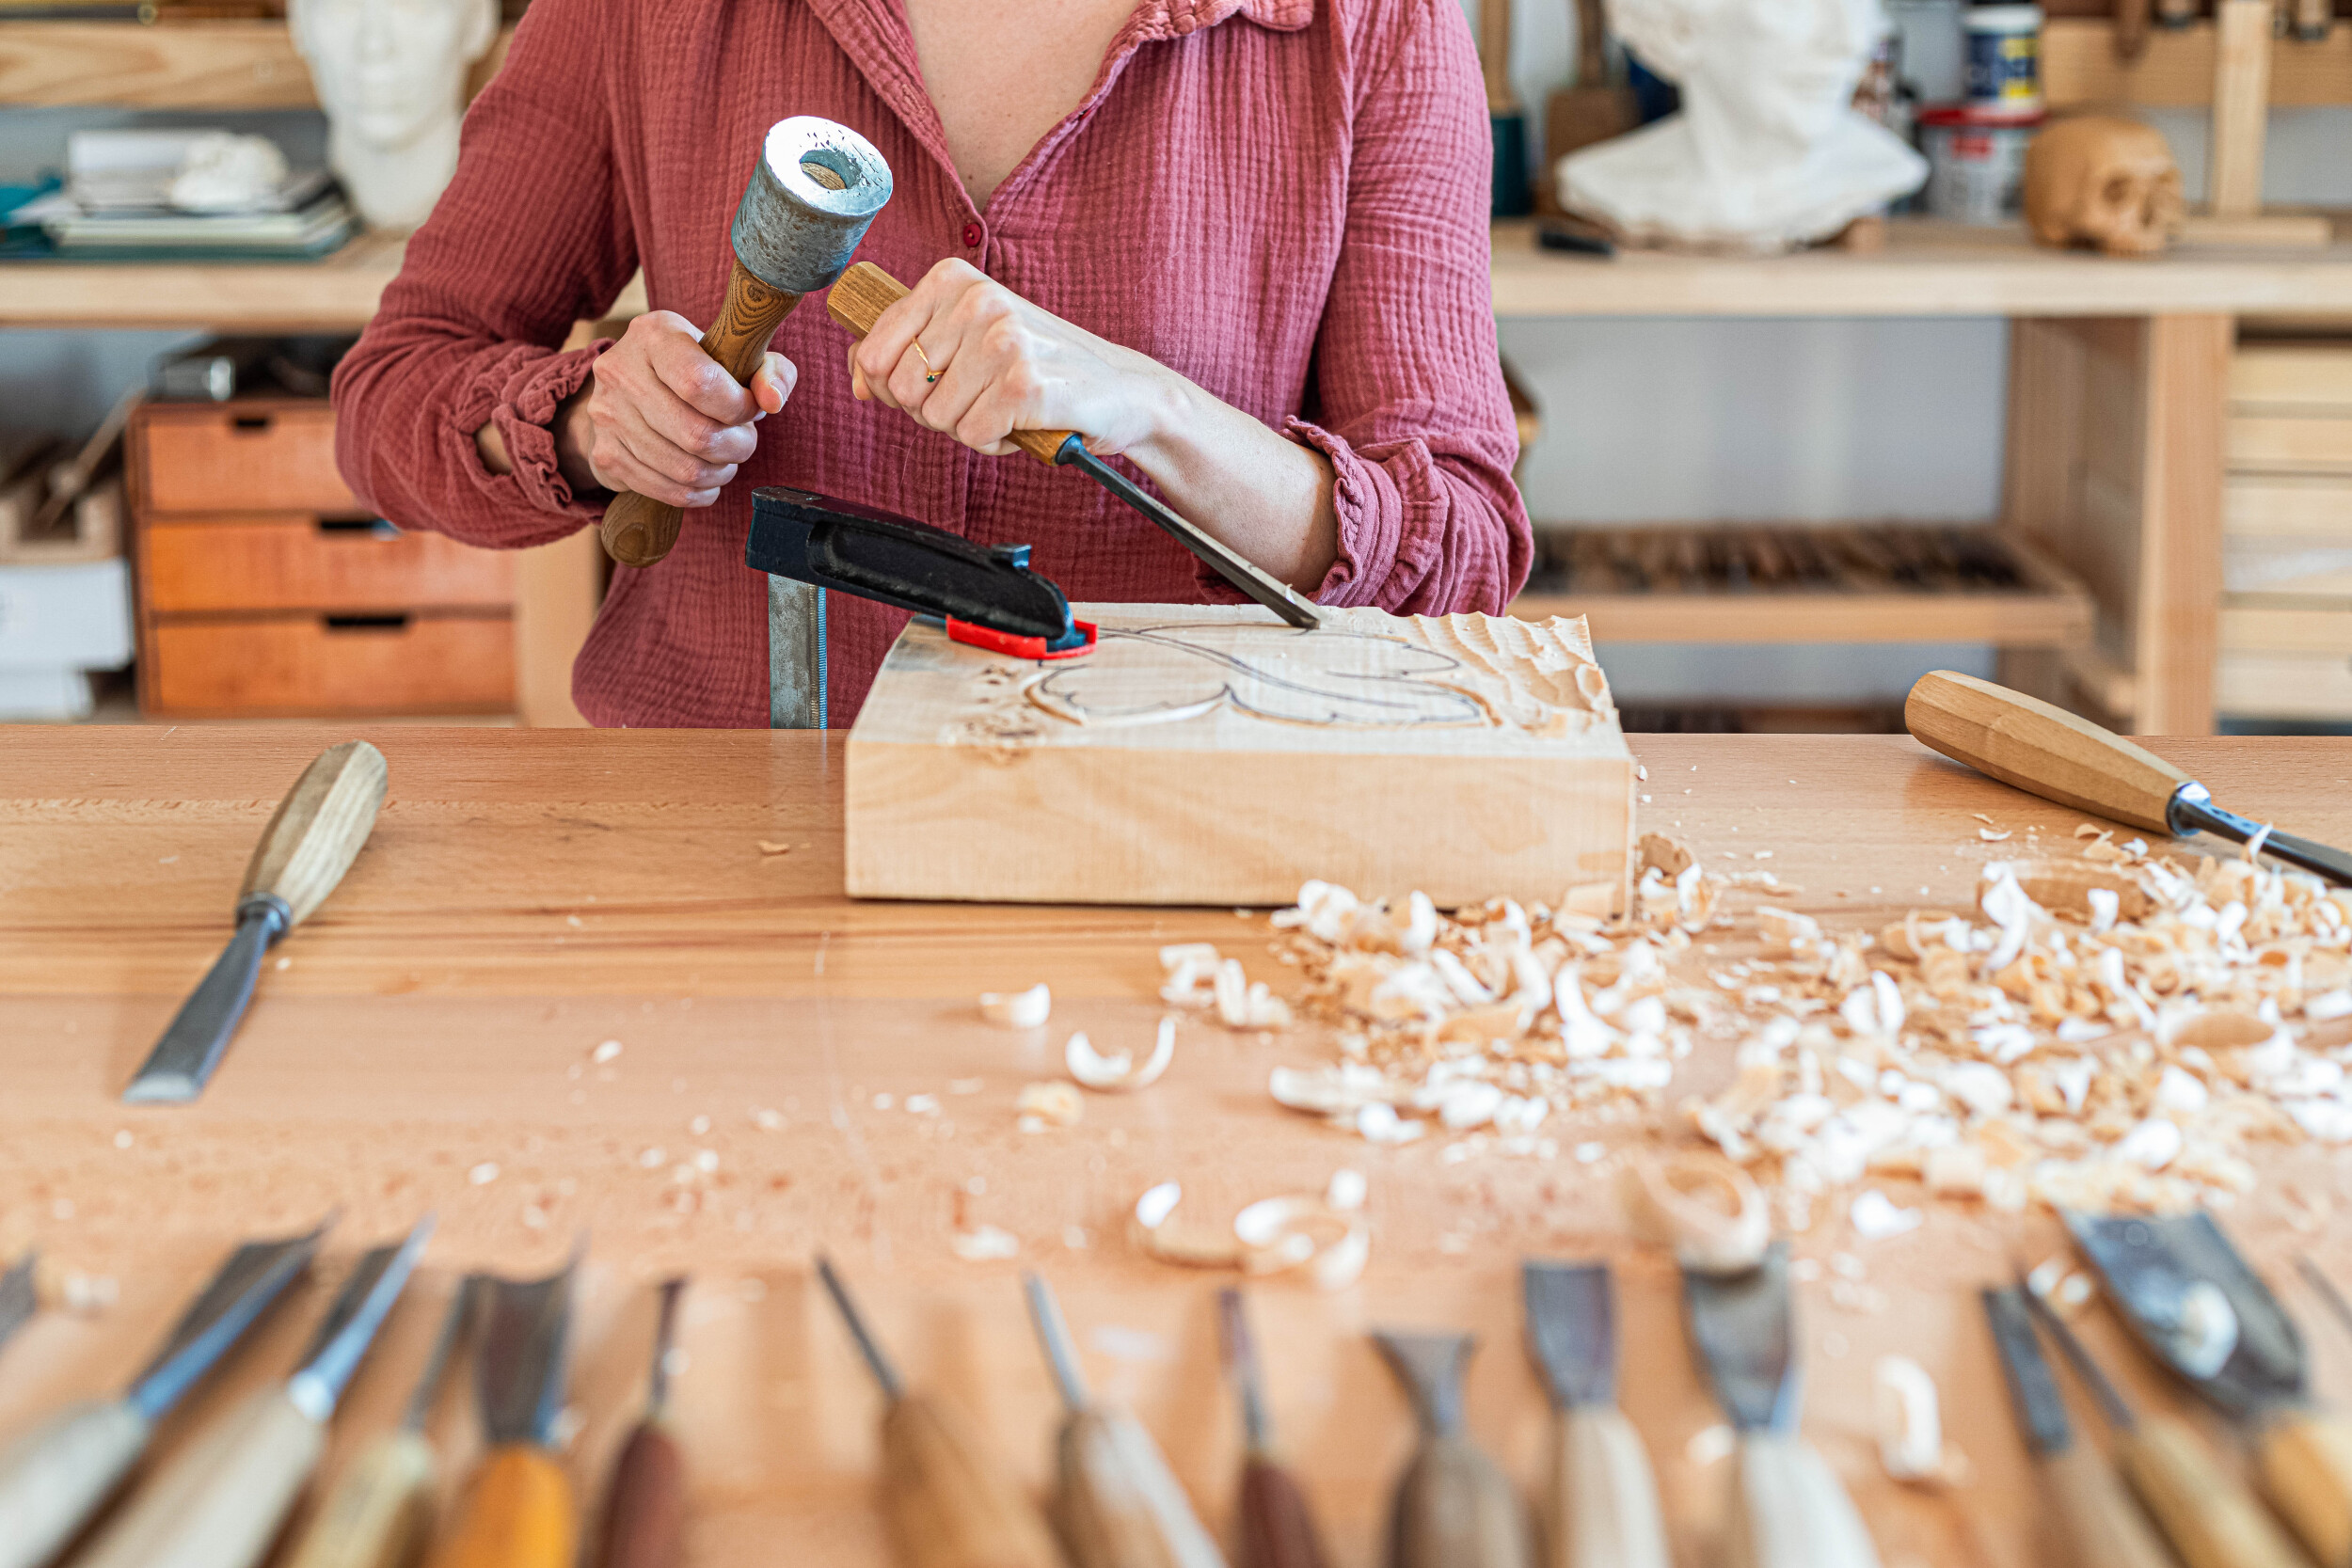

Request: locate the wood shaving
(1618, 1151), (1770, 1272)
(1131, 1180), (1370, 1288)
(978, 984), (1052, 1029)
(1015, 1081), (1083, 1131)
(1067, 1018), (1177, 1091)
(950, 1225), (1020, 1261)
(757, 840), (792, 856)
(1874, 1355), (1944, 1481)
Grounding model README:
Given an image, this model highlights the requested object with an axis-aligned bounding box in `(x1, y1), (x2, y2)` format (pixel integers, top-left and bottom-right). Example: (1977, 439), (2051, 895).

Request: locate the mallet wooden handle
(826, 262), (1071, 467)
(1545, 1407), (1667, 1568)
(73, 1386), (325, 1568)
(1387, 1435), (1533, 1568)
(0, 1399), (152, 1568)
(281, 1431), (438, 1568)
(599, 257), (806, 569)
(2040, 1445), (2174, 1568)
(592, 1420), (687, 1568)
(1904, 671), (2189, 833)
(1723, 1433), (1880, 1568)
(2115, 1414), (2306, 1568)
(2251, 1409), (2352, 1567)
(424, 1448), (577, 1568)
(240, 739), (389, 927)
(878, 1392), (1065, 1568)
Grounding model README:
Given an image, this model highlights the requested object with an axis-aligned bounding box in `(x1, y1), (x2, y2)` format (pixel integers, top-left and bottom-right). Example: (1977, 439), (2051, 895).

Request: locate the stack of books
(8, 131), (353, 261)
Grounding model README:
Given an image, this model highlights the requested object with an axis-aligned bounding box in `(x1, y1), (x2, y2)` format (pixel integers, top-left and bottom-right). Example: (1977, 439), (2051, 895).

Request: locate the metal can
(1963, 4), (2044, 117)
(1919, 104), (2043, 224)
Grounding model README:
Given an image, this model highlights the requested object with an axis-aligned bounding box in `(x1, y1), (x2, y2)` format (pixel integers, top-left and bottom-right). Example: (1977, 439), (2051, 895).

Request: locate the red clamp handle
(946, 618), (1097, 661)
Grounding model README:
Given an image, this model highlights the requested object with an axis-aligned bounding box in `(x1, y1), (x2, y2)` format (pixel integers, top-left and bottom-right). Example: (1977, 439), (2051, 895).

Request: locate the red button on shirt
(961, 221), (982, 247)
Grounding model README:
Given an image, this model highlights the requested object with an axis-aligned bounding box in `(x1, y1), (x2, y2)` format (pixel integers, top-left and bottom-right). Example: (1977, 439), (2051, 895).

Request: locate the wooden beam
(2210, 0), (2274, 218)
(2136, 315), (2233, 734)
(2042, 15), (2352, 108)
(0, 20), (512, 110)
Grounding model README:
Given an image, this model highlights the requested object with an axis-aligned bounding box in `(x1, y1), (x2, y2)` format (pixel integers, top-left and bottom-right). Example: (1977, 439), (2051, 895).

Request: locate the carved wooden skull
(2024, 117), (2185, 257)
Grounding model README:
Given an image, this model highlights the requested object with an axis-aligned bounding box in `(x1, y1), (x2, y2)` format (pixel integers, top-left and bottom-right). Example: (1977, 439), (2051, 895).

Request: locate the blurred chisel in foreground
(1522, 1261), (1667, 1568)
(1982, 1287), (2171, 1568)
(816, 1257), (1063, 1568)
(282, 1277), (474, 1568)
(75, 1217), (435, 1568)
(1025, 1273), (1226, 1568)
(1372, 1331), (1531, 1568)
(0, 1217), (329, 1568)
(0, 1253), (35, 1363)
(2300, 1257), (2352, 1345)
(592, 1276), (690, 1568)
(424, 1250), (581, 1568)
(1216, 1289), (1329, 1568)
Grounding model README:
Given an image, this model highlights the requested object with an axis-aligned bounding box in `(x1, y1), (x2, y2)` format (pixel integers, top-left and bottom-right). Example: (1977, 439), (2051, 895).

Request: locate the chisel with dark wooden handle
(1905, 671), (2352, 883)
(825, 261), (1323, 632)
(1217, 1290), (1330, 1568)
(592, 1277), (690, 1568)
(124, 739), (389, 1104)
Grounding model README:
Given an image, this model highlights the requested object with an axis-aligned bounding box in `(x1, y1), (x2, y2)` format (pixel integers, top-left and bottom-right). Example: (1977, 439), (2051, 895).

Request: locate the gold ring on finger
(911, 341), (942, 384)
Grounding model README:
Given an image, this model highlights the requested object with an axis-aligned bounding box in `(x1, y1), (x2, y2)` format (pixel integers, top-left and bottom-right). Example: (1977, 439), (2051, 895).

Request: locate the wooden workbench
(4, 726), (2351, 1568)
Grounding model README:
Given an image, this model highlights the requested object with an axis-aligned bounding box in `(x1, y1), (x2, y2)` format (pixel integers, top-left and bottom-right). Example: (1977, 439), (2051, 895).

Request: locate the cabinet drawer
(142, 517), (513, 612)
(135, 403), (358, 515)
(144, 612), (514, 716)
(2217, 649), (2352, 721)
(2229, 414), (2352, 475)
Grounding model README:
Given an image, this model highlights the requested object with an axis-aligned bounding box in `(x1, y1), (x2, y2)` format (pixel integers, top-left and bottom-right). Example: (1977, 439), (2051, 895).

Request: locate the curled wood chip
(978, 984), (1052, 1029)
(35, 1262), (119, 1315)
(950, 1225), (1020, 1261)
(1015, 1081), (1083, 1131)
(1850, 1190), (1921, 1241)
(1067, 1018), (1177, 1091)
(757, 839), (792, 855)
(1619, 1151), (1770, 1272)
(2175, 1280), (2239, 1378)
(1131, 1181), (1239, 1266)
(1875, 1356), (1946, 1482)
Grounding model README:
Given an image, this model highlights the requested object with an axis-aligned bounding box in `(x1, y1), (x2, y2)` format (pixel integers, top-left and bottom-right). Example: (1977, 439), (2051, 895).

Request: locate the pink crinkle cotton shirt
(331, 0), (1531, 727)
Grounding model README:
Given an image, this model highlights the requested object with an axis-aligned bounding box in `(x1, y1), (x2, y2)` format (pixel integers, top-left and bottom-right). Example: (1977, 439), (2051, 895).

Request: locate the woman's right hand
(555, 311), (797, 505)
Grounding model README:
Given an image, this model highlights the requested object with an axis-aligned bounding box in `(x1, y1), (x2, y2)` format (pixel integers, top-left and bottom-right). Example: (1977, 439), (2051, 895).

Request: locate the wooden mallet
(598, 117), (892, 568)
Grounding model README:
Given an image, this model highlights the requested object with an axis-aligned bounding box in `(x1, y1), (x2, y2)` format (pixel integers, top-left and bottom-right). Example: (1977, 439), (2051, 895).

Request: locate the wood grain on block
(141, 518), (514, 614)
(133, 402), (358, 516)
(845, 604), (1636, 908)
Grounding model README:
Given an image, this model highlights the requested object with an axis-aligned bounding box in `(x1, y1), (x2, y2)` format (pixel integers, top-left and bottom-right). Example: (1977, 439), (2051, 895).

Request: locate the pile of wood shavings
(1248, 828), (2352, 1218)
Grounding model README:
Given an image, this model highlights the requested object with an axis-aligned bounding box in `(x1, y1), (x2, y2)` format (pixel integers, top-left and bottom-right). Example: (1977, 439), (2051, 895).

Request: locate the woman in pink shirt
(333, 0), (1531, 726)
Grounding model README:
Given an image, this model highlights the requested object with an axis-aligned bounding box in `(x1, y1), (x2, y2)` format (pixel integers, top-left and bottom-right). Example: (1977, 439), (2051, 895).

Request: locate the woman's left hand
(848, 258), (1174, 459)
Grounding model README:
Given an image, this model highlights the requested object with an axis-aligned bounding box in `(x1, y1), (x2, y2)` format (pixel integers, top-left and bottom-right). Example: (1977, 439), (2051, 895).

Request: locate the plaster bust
(289, 0), (500, 231)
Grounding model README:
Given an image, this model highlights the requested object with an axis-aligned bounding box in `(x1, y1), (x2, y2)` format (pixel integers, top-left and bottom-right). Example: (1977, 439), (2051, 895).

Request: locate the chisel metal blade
(1682, 1244), (1798, 1434)
(2065, 1211), (2307, 1418)
(0, 1252), (34, 1357)
(474, 1247), (580, 1448)
(1056, 442), (1325, 631)
(123, 896), (287, 1104)
(1524, 1261), (1616, 1411)
(1983, 1287), (2074, 1456)
(129, 1214), (334, 1419)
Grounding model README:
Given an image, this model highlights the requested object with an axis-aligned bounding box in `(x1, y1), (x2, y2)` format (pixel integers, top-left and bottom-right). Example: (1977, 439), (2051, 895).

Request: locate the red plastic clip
(946, 618), (1098, 661)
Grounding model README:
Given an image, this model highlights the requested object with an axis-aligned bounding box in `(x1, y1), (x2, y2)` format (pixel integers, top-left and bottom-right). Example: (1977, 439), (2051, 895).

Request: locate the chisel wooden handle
(1723, 1433), (1880, 1568)
(593, 1420), (686, 1568)
(75, 1386), (324, 1568)
(825, 262), (1072, 468)
(0, 1398), (152, 1568)
(2040, 1445), (2174, 1568)
(1237, 1456), (1328, 1568)
(239, 739), (389, 927)
(1054, 1409), (1228, 1568)
(2252, 1409), (2352, 1567)
(1387, 1435), (1533, 1568)
(876, 1392), (1062, 1568)
(282, 1431), (437, 1568)
(1904, 672), (2188, 834)
(2115, 1414), (2307, 1568)
(600, 257), (805, 568)
(424, 1447), (577, 1568)
(1544, 1407), (1666, 1568)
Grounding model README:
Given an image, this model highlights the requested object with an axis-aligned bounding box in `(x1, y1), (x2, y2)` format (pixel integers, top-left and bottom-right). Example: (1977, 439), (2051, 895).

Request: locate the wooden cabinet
(129, 397), (515, 717)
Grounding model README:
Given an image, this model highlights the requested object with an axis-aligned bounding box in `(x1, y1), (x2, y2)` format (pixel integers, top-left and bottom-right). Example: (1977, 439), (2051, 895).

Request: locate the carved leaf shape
(1027, 623), (1490, 729)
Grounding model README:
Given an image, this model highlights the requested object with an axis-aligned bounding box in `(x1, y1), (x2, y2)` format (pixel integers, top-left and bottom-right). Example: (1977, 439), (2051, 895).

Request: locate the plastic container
(1963, 4), (2044, 117)
(1919, 104), (2044, 224)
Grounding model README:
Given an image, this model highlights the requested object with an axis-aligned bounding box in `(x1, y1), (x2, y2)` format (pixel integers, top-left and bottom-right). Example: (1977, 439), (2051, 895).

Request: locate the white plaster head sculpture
(290, 0), (500, 231)
(1557, 0), (1927, 252)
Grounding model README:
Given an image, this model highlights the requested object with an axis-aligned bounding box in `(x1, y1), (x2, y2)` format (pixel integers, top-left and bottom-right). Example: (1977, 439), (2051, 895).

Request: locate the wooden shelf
(1510, 525), (2096, 645)
(0, 19), (512, 109)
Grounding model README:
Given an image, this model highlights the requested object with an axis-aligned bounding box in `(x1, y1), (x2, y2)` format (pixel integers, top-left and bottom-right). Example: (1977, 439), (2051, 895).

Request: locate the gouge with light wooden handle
(816, 1258), (1064, 1568)
(424, 1252), (580, 1568)
(124, 739), (388, 1103)
(1373, 1332), (1532, 1568)
(74, 1218), (434, 1568)
(1522, 1262), (1667, 1568)
(591, 1277), (690, 1568)
(1905, 671), (2352, 883)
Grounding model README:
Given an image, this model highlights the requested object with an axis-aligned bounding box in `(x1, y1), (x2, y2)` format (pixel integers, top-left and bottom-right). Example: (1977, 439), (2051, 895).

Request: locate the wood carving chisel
(1024, 1272), (1228, 1568)
(1216, 1289), (1330, 1568)
(1372, 1330), (1531, 1568)
(1681, 1244), (1881, 1568)
(2068, 1211), (2352, 1566)
(591, 1276), (690, 1568)
(814, 1257), (1063, 1568)
(824, 261), (1325, 632)
(1906, 671), (2352, 884)
(0, 1253), (35, 1362)
(124, 739), (389, 1103)
(0, 1216), (330, 1568)
(280, 1279), (474, 1568)
(2298, 1258), (2352, 1345)
(424, 1250), (582, 1568)
(74, 1216), (436, 1568)
(1521, 1262), (1668, 1568)
(2021, 1278), (2307, 1568)
(1981, 1286), (2172, 1568)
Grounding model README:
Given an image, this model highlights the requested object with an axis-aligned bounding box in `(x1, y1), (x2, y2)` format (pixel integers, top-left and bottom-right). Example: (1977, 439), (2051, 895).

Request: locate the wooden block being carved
(846, 604), (1637, 908)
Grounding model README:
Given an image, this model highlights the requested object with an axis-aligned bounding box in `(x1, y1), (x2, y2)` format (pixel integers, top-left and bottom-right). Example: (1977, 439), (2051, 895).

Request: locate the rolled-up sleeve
(329, 0), (637, 549)
(1276, 0), (1532, 614)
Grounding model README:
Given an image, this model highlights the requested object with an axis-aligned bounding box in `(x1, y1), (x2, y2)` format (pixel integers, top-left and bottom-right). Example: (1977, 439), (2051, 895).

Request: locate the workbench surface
(5, 726), (2351, 1568)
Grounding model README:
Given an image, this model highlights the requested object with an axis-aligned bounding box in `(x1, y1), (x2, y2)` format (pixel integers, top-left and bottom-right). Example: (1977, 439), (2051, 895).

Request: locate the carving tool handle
(239, 739), (389, 928)
(600, 257), (806, 568)
(73, 1386), (325, 1568)
(281, 1431), (438, 1568)
(1238, 1456), (1330, 1568)
(1546, 1407), (1668, 1568)
(0, 1399), (152, 1568)
(2040, 1445), (2175, 1568)
(826, 262), (1070, 466)
(424, 1447), (578, 1568)
(1723, 1433), (1881, 1568)
(879, 1392), (1065, 1568)
(2251, 1410), (2352, 1567)
(1388, 1436), (1534, 1568)
(1055, 1409), (1230, 1568)
(1904, 671), (2189, 833)
(2114, 1414), (2308, 1568)
(592, 1421), (686, 1568)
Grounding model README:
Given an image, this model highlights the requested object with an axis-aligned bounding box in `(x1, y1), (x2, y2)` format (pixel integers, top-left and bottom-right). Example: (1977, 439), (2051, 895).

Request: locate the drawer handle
(323, 614), (410, 633)
(318, 518), (402, 540)
(230, 415), (274, 434)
